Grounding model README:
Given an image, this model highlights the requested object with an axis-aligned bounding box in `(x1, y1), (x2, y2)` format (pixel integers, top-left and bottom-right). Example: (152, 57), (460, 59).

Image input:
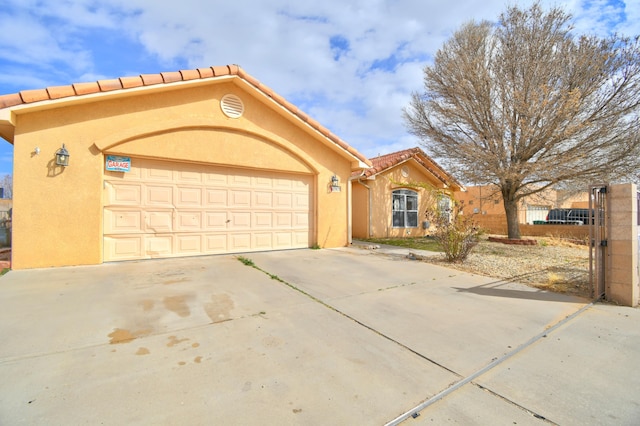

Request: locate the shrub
(426, 199), (483, 263)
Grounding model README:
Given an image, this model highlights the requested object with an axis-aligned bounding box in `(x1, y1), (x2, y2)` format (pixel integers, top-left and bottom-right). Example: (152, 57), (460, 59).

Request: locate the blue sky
(0, 0), (638, 176)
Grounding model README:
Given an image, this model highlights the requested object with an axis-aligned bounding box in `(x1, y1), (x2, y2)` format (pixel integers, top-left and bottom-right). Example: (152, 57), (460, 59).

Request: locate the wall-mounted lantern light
(55, 144), (70, 167)
(330, 175), (341, 193)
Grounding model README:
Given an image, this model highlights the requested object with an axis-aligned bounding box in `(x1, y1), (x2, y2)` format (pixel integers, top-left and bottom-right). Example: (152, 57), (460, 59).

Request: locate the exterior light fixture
(55, 144), (70, 167)
(330, 175), (341, 193)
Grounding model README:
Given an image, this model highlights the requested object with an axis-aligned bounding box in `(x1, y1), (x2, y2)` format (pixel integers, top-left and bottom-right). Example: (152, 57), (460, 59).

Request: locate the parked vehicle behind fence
(545, 208), (601, 225)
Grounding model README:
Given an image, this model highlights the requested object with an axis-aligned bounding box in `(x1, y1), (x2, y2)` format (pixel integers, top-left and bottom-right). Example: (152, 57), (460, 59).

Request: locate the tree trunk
(503, 196), (521, 239)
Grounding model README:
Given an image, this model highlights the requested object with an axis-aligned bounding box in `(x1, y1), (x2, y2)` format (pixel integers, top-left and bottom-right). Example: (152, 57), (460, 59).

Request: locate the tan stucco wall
(352, 182), (370, 238)
(353, 160), (456, 239)
(10, 79), (354, 269)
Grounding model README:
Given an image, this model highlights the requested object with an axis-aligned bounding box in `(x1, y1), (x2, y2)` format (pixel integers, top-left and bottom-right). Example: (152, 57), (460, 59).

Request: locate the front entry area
(103, 157), (313, 261)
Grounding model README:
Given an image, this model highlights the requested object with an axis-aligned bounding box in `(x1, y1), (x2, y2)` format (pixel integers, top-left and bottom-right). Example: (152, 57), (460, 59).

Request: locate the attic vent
(220, 94), (244, 118)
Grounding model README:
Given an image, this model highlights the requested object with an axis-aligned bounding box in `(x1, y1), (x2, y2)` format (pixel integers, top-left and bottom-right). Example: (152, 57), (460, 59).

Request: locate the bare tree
(404, 2), (640, 239)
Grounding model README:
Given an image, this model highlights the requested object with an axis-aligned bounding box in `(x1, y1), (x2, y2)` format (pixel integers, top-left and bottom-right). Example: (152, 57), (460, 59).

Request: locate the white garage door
(104, 158), (313, 261)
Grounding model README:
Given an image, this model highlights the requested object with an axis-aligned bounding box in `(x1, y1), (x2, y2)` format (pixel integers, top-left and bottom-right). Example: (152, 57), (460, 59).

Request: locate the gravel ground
(418, 237), (591, 298)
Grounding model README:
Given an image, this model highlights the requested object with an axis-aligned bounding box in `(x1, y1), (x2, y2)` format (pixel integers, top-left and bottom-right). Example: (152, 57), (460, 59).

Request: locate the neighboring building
(455, 185), (589, 224)
(0, 65), (370, 269)
(351, 147), (464, 239)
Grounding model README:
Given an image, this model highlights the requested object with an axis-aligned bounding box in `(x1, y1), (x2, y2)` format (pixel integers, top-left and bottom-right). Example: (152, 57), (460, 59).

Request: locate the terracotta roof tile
(140, 74), (164, 86)
(97, 79), (123, 92)
(240, 72), (261, 88)
(212, 65), (231, 76)
(19, 89), (49, 104)
(120, 76), (144, 89)
(355, 147), (462, 189)
(47, 85), (76, 100)
(0, 93), (22, 109)
(179, 69), (200, 81)
(306, 117), (321, 131)
(296, 110), (309, 123)
(197, 67), (214, 78)
(270, 91), (286, 105)
(73, 81), (100, 96)
(0, 64), (371, 166)
(161, 71), (182, 83)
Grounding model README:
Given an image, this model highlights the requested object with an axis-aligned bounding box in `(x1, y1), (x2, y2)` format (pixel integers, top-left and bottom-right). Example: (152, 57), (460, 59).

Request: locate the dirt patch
(420, 237), (591, 298)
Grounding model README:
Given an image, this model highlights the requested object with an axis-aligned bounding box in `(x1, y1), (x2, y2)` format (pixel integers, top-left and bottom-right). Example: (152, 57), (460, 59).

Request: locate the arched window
(392, 189), (418, 228)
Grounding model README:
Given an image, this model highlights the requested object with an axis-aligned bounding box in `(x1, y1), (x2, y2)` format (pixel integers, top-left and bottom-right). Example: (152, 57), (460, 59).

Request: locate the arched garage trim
(92, 117), (319, 175)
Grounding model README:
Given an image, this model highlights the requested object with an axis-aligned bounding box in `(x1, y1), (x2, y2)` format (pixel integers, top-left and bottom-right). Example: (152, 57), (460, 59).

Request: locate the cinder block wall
(607, 183), (639, 307)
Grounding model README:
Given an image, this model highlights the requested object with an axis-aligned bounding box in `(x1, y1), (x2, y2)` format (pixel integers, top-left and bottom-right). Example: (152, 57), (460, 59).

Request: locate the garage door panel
(146, 185), (173, 206)
(254, 176), (273, 188)
(175, 186), (202, 207)
(229, 233), (251, 251)
(176, 211), (203, 231)
(274, 178), (293, 189)
(175, 234), (202, 254)
(274, 193), (292, 208)
(253, 233), (273, 249)
(293, 180), (309, 190)
(293, 231), (310, 246)
(229, 190), (251, 207)
(146, 235), (173, 256)
(274, 212), (292, 228)
(229, 175), (251, 187)
(205, 212), (228, 229)
(105, 210), (142, 234)
(254, 212), (273, 228)
(253, 191), (273, 208)
(176, 169), (202, 184)
(203, 171), (228, 186)
(293, 212), (310, 228)
(104, 158), (313, 262)
(106, 183), (141, 206)
(145, 166), (173, 181)
(293, 193), (309, 208)
(274, 232), (293, 248)
(204, 189), (227, 207)
(229, 212), (251, 228)
(145, 211), (173, 232)
(204, 234), (227, 252)
(104, 236), (143, 260)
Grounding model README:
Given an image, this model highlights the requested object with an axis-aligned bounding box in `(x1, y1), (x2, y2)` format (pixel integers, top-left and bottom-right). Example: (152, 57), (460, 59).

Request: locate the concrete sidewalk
(0, 248), (638, 425)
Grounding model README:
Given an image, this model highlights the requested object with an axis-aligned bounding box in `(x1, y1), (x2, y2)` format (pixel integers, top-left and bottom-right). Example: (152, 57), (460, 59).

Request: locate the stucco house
(351, 147), (464, 239)
(0, 65), (370, 269)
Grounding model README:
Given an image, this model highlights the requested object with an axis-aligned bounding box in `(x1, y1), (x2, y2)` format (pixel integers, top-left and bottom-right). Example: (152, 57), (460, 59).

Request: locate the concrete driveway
(0, 247), (638, 425)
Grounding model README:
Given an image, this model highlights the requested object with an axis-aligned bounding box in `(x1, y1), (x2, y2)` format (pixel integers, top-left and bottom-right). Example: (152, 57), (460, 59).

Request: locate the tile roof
(354, 147), (463, 190)
(0, 65), (370, 166)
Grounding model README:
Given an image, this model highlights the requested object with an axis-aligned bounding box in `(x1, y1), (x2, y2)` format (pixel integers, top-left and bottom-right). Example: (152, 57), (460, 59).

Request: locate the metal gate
(589, 184), (609, 300)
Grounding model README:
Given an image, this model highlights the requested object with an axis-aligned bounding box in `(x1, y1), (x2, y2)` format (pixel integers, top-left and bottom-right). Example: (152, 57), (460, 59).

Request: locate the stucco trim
(92, 118), (319, 175)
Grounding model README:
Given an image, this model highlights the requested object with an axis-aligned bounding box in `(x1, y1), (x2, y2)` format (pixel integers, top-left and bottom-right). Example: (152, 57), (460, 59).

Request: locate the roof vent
(220, 94), (244, 118)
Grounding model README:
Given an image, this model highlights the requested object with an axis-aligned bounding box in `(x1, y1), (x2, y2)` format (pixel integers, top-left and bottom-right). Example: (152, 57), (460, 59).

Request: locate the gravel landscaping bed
(418, 237), (591, 298)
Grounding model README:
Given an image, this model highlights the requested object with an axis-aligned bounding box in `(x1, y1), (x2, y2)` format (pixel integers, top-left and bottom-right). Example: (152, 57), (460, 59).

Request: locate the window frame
(392, 189), (419, 228)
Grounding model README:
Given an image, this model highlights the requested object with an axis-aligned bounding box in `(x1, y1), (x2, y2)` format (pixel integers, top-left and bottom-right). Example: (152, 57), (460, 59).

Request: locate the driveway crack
(236, 256), (463, 377)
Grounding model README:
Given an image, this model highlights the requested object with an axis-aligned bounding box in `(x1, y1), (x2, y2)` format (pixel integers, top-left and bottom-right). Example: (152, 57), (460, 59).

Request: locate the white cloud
(0, 0), (639, 169)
